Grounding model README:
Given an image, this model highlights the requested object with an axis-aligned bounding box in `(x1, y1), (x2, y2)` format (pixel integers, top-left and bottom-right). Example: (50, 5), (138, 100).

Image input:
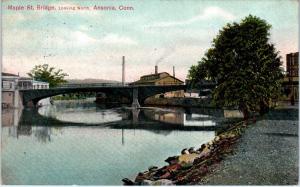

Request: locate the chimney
(122, 56), (125, 85)
(173, 66), (175, 77)
(155, 65), (158, 74)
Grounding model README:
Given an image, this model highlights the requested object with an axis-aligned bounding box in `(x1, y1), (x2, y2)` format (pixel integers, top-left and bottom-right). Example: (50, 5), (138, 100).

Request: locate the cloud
(3, 12), (25, 23)
(149, 6), (236, 28)
(71, 31), (99, 45)
(100, 34), (138, 45)
(57, 32), (138, 47)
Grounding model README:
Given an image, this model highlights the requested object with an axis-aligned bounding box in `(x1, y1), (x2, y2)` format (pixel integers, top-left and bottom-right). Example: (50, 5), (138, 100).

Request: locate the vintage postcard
(1, 0), (298, 185)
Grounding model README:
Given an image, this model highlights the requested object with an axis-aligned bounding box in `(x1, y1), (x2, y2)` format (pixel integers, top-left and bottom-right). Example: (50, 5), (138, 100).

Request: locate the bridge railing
(56, 83), (129, 88)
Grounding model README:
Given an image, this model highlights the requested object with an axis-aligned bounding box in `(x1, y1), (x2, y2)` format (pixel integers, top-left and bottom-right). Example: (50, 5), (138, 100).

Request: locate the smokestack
(155, 65), (158, 74)
(122, 56), (125, 85)
(173, 66), (175, 77)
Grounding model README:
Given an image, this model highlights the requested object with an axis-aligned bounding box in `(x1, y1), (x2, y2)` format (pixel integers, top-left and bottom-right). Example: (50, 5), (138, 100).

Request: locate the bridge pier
(132, 108), (140, 124)
(25, 100), (38, 108)
(131, 88), (140, 108)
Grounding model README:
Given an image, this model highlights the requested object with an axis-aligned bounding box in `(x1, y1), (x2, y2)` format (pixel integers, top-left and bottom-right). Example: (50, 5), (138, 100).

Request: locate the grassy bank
(52, 93), (95, 100)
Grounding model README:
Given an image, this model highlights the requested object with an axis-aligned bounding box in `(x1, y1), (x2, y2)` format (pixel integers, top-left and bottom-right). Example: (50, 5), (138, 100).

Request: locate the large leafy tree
(187, 63), (209, 87)
(27, 64), (68, 88)
(188, 15), (283, 119)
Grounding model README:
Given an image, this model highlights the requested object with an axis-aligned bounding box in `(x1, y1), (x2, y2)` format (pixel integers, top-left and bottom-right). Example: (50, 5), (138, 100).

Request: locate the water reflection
(1, 100), (238, 185)
(2, 108), (22, 127)
(2, 109), (60, 143)
(2, 101), (240, 146)
(2, 102), (233, 143)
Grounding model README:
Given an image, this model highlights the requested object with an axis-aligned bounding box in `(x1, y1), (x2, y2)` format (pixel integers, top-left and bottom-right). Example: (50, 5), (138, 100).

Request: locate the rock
(165, 156), (179, 165)
(166, 163), (181, 173)
(159, 171), (171, 179)
(148, 166), (159, 172)
(153, 166), (168, 178)
(174, 175), (187, 185)
(188, 147), (199, 154)
(214, 136), (220, 142)
(135, 172), (146, 183)
(198, 147), (211, 158)
(154, 179), (174, 185)
(188, 147), (195, 153)
(178, 153), (199, 165)
(197, 144), (206, 152)
(122, 178), (136, 185)
(143, 179), (174, 185)
(180, 162), (193, 169)
(141, 180), (153, 185)
(181, 148), (190, 154)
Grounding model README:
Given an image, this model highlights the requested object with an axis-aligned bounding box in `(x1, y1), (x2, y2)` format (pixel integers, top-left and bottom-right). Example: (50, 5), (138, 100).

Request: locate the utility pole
(122, 56), (125, 86)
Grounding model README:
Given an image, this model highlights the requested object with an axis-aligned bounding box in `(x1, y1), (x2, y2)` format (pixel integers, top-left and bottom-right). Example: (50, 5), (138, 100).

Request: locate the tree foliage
(187, 63), (209, 86)
(188, 15), (283, 118)
(27, 64), (68, 88)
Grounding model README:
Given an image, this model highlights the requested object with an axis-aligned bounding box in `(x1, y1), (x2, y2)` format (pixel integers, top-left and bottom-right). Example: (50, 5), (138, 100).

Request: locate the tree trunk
(239, 103), (249, 121)
(259, 100), (269, 116)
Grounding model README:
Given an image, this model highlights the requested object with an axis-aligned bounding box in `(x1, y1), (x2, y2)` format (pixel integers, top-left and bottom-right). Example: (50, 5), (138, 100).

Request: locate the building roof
(19, 77), (33, 80)
(131, 72), (184, 85)
(33, 80), (49, 84)
(140, 72), (169, 79)
(287, 52), (299, 56)
(2, 72), (18, 77)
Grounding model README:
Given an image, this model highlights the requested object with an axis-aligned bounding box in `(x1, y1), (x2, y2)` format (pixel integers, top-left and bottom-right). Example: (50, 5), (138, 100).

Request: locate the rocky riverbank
(122, 108), (298, 185)
(122, 120), (246, 185)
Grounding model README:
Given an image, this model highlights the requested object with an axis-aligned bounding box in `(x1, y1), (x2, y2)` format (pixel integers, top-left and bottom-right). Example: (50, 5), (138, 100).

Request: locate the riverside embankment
(123, 107), (298, 185)
(201, 107), (298, 185)
(122, 119), (245, 185)
(144, 97), (212, 108)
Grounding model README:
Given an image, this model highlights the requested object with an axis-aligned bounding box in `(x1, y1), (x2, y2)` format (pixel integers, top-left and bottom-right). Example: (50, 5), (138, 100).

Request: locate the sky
(2, 0), (299, 82)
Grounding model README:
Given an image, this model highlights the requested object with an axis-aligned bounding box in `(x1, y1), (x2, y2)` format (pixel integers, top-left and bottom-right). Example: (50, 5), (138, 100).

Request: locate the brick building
(130, 66), (184, 98)
(284, 52), (299, 103)
(286, 52), (299, 77)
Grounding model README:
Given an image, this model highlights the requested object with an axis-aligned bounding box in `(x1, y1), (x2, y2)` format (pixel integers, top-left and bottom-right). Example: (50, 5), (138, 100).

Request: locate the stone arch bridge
(20, 84), (186, 107)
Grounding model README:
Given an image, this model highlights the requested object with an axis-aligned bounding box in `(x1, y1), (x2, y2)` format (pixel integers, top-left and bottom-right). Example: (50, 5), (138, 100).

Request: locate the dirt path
(201, 108), (299, 185)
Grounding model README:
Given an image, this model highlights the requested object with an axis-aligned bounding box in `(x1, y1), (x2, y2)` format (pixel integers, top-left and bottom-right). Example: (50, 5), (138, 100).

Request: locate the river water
(1, 99), (233, 185)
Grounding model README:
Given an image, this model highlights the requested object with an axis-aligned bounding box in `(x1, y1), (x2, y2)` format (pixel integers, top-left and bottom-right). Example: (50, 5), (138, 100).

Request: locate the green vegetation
(188, 15), (283, 119)
(27, 64), (68, 88)
(52, 92), (96, 100)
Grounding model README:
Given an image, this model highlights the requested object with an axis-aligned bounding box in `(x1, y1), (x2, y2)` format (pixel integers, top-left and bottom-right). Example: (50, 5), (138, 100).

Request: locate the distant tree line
(27, 64), (68, 88)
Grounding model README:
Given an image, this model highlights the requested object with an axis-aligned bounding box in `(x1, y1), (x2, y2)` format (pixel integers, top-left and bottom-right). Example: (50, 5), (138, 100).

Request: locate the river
(1, 99), (234, 185)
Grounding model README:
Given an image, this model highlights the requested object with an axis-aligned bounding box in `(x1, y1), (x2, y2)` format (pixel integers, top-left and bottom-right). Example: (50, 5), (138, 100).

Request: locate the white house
(2, 73), (51, 108)
(2, 72), (20, 108)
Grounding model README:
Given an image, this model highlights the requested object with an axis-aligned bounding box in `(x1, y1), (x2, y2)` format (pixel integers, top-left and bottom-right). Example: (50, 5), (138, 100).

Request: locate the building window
(2, 81), (11, 89)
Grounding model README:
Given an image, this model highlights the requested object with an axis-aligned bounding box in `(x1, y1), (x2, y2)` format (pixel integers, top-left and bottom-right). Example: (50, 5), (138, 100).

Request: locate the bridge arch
(20, 85), (187, 107)
(20, 87), (132, 107)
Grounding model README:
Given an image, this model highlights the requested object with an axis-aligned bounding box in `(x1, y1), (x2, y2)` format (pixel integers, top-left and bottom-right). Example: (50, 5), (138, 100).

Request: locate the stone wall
(2, 91), (14, 108)
(144, 97), (214, 108)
